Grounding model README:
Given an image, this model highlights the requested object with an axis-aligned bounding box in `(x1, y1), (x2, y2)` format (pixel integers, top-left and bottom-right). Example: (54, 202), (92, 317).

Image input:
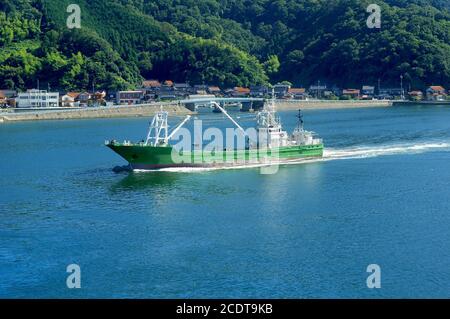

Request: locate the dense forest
(0, 0), (449, 91)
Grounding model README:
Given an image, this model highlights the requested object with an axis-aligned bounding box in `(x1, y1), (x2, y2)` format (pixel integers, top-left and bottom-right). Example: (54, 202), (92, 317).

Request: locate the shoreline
(275, 99), (392, 110)
(0, 103), (192, 123)
(392, 100), (450, 106)
(0, 100), (393, 123)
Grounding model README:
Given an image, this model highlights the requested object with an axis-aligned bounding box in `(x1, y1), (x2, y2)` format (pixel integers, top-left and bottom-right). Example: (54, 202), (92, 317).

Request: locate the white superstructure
(256, 95), (289, 148)
(16, 89), (59, 108)
(257, 90), (322, 148)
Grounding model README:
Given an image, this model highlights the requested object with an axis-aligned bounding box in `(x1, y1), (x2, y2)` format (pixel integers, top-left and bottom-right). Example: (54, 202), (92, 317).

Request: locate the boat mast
(297, 109), (304, 131)
(257, 88), (279, 128)
(268, 87), (276, 112)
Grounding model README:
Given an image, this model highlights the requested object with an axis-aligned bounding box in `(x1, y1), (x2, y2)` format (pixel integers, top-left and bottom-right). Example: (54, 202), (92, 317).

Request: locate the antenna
(297, 109), (304, 130)
(267, 87), (275, 112)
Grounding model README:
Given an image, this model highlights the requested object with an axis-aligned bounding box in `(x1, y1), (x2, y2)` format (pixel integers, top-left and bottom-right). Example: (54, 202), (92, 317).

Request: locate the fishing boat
(106, 94), (324, 170)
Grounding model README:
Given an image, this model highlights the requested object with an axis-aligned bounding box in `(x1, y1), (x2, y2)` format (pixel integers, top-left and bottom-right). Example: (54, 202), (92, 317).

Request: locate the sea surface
(1, 105), (450, 298)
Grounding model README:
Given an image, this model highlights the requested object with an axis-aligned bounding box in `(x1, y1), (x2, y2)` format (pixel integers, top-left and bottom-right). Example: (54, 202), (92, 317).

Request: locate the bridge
(179, 97), (266, 112)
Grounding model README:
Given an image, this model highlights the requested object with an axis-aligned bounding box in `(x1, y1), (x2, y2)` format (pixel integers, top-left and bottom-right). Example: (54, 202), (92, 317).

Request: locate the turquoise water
(1, 106), (450, 298)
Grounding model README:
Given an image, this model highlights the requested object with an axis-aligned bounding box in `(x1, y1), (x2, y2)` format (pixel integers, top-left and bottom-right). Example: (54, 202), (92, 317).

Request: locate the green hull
(107, 143), (324, 170)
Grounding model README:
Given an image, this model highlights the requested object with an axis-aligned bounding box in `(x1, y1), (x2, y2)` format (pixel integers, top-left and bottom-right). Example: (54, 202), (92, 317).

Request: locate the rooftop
(174, 83), (190, 88)
(288, 88), (306, 94)
(118, 90), (144, 93)
(343, 89), (361, 94)
(66, 92), (80, 98)
(429, 86), (446, 91)
(233, 87), (250, 93)
(142, 80), (161, 88)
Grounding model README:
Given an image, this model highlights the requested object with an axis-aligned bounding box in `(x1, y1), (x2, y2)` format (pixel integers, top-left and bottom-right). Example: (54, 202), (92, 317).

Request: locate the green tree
(263, 55), (280, 75)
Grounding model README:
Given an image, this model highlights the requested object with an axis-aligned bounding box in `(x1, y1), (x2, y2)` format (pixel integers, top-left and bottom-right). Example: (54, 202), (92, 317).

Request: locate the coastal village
(0, 80), (448, 109)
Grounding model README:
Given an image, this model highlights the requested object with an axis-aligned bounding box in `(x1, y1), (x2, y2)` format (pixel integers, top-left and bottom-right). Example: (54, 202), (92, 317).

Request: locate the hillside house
(361, 86), (375, 99)
(174, 83), (192, 97)
(77, 92), (92, 106)
(342, 89), (361, 99)
(250, 86), (268, 98)
(116, 91), (144, 105)
(288, 88), (307, 100)
(308, 84), (327, 99)
(378, 88), (403, 100)
(408, 91), (424, 101)
(208, 86), (222, 96)
(142, 80), (162, 100)
(426, 86), (447, 101)
(232, 87), (251, 97)
(273, 84), (291, 98)
(61, 92), (80, 107)
(0, 91), (7, 108)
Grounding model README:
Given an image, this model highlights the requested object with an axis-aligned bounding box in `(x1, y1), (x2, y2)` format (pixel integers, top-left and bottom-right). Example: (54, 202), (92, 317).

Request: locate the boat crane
(145, 107), (191, 146)
(210, 101), (247, 137)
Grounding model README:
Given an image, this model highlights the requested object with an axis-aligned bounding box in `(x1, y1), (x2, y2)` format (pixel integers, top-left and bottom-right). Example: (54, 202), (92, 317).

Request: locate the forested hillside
(0, 0), (449, 91)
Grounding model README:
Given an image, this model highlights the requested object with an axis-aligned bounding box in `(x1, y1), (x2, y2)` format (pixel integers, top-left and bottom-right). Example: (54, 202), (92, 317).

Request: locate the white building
(60, 92), (80, 107)
(16, 89), (60, 108)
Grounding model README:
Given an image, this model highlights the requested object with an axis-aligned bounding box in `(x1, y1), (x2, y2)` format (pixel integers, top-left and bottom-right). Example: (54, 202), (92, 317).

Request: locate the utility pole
(400, 75), (404, 100)
(317, 80), (320, 99)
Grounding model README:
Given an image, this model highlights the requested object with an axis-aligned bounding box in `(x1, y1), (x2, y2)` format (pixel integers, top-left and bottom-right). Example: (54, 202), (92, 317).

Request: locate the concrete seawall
(392, 100), (450, 106)
(0, 100), (393, 123)
(0, 103), (193, 123)
(276, 99), (392, 110)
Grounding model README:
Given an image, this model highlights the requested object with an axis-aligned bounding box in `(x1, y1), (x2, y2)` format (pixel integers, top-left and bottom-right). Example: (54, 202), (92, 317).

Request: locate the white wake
(133, 141), (450, 173)
(324, 142), (450, 161)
